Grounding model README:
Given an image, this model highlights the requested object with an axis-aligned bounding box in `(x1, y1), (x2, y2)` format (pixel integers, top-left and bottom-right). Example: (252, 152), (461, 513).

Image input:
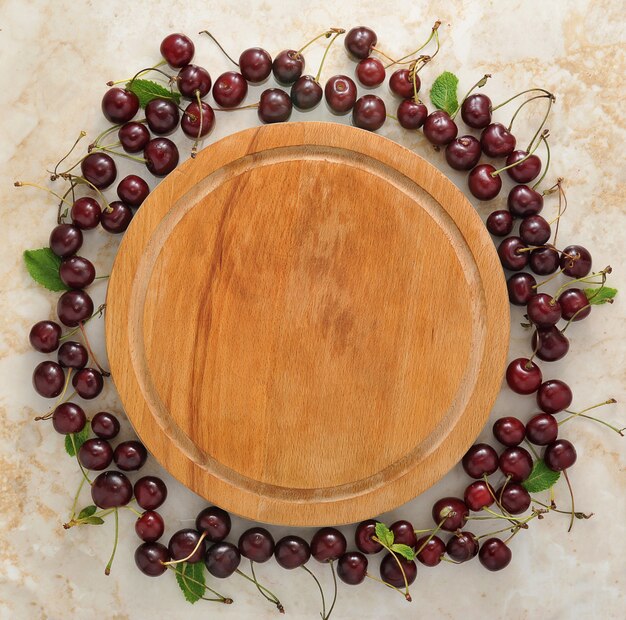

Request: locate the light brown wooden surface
(105, 122), (510, 526)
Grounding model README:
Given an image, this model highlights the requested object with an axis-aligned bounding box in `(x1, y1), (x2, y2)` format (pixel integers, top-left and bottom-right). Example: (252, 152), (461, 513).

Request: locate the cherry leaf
(125, 79), (181, 108)
(174, 562), (205, 604)
(584, 286), (617, 305)
(65, 427), (90, 457)
(522, 459), (560, 493)
(430, 71), (459, 115)
(374, 522), (395, 548)
(23, 248), (69, 292)
(82, 516), (105, 525)
(391, 543), (416, 561)
(78, 505), (97, 519)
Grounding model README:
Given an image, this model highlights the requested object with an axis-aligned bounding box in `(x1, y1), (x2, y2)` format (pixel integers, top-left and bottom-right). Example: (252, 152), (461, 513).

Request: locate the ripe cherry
(380, 553), (417, 587)
(291, 75), (323, 110)
(481, 123), (516, 158)
(461, 93), (492, 129)
(144, 138), (179, 176)
(544, 439), (577, 471)
(169, 529), (206, 563)
(423, 110), (458, 146)
(356, 57), (385, 88)
(496, 483), (531, 514)
(205, 542), (241, 577)
(177, 64), (211, 98)
(390, 520), (417, 548)
(415, 535), (445, 566)
(464, 480), (495, 512)
(91, 470), (133, 508)
(397, 99), (427, 130)
(272, 49), (304, 85)
(135, 510), (165, 542)
(57, 290), (93, 327)
(493, 417), (526, 447)
(239, 47), (272, 83)
(310, 527), (347, 562)
(212, 71), (248, 108)
(486, 210), (514, 237)
(520, 215), (551, 245)
(526, 413), (558, 445)
(432, 497), (469, 531)
(529, 247), (560, 276)
(117, 175), (150, 208)
(497, 236), (528, 271)
(101, 88), (139, 124)
(160, 33), (195, 68)
(499, 446), (533, 482)
(506, 357), (542, 394)
(537, 380), (572, 414)
(324, 75), (357, 114)
(479, 538), (511, 571)
(101, 201), (133, 234)
(72, 367), (103, 399)
(505, 150), (542, 183)
(274, 535), (311, 569)
(50, 224), (82, 258)
(560, 245), (592, 277)
(181, 101), (215, 138)
(558, 288), (591, 321)
(78, 438), (114, 470)
(196, 506), (231, 542)
(389, 69), (417, 98)
(337, 551), (368, 585)
(352, 95), (386, 131)
(532, 326), (569, 362)
(355, 519), (383, 554)
(59, 256), (95, 289)
(29, 321), (62, 353)
(71, 197), (101, 230)
(445, 135), (482, 171)
(527, 293), (561, 328)
(238, 527), (275, 563)
(468, 164), (502, 201)
(119, 122), (151, 153)
(91, 411), (120, 440)
(52, 402), (86, 434)
(145, 98), (180, 135)
(507, 272), (537, 306)
(508, 184), (543, 216)
(462, 443), (499, 478)
(446, 532), (479, 562)
(135, 542), (169, 576)
(81, 153), (117, 189)
(258, 88), (292, 124)
(113, 440), (148, 470)
(344, 26), (377, 60)
(134, 476), (168, 510)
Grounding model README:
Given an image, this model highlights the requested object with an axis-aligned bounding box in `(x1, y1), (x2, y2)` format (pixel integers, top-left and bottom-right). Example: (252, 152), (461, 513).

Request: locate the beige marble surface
(1, 0), (625, 618)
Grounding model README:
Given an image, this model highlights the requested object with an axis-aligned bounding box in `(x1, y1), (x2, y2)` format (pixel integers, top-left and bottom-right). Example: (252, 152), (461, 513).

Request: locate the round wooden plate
(106, 122), (510, 526)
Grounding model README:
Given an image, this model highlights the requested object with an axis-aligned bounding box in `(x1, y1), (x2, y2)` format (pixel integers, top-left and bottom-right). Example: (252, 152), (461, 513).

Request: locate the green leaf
(584, 286), (617, 305)
(522, 459), (560, 493)
(23, 248), (69, 292)
(430, 71), (459, 115)
(374, 522), (394, 548)
(82, 516), (105, 525)
(174, 562), (205, 604)
(78, 505), (97, 519)
(65, 426), (90, 457)
(391, 543), (416, 561)
(126, 79), (181, 108)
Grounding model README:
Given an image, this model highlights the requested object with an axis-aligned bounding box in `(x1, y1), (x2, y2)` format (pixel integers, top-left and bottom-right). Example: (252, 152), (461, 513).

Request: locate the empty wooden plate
(105, 122), (510, 526)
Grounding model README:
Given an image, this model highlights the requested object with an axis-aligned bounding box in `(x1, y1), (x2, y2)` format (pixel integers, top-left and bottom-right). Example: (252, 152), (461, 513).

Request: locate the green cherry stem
(199, 30), (240, 67)
(235, 568), (284, 613)
(34, 369), (74, 421)
(490, 130), (549, 177)
(162, 531), (208, 566)
(531, 135), (551, 190)
(315, 31), (343, 82)
(558, 399), (622, 434)
(78, 323), (110, 377)
(507, 94), (552, 133)
(301, 565), (327, 619)
(13, 181), (75, 209)
(414, 517), (446, 556)
(527, 95), (556, 152)
(326, 561), (338, 620)
(372, 536), (411, 601)
(69, 476), (87, 521)
(90, 144), (147, 164)
(451, 74), (491, 119)
(385, 20), (441, 69)
(299, 27), (345, 55)
(491, 87), (554, 112)
(104, 507), (119, 575)
(553, 266), (612, 300)
(365, 572), (408, 598)
(60, 174), (112, 212)
(60, 304), (106, 341)
(53, 131), (88, 178)
(524, 439), (541, 460)
(168, 564), (233, 604)
(531, 498), (593, 520)
(106, 61), (167, 86)
(562, 470), (576, 533)
(70, 432), (92, 485)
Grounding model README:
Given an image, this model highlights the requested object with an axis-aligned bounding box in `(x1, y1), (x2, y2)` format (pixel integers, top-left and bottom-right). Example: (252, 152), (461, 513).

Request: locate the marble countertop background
(0, 0), (624, 618)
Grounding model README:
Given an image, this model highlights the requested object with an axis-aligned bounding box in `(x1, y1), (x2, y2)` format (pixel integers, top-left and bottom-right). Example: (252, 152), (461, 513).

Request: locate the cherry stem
(127, 66), (175, 89)
(69, 475), (87, 521)
(90, 123), (122, 150)
(57, 182), (76, 224)
(372, 536), (411, 601)
(190, 90), (204, 159)
(562, 470), (576, 533)
(70, 432), (92, 485)
(531, 135), (551, 190)
(507, 94), (552, 133)
(91, 144), (147, 164)
(524, 439), (541, 460)
(531, 498), (593, 520)
(559, 399), (622, 435)
(371, 47), (399, 64)
(527, 95), (555, 152)
(532, 267), (565, 290)
(60, 304), (106, 341)
(14, 181), (75, 211)
(79, 322), (111, 377)
(235, 568), (284, 612)
(301, 565), (327, 619)
(168, 564), (232, 603)
(491, 88), (554, 112)
(502, 511), (543, 544)
(299, 28), (344, 55)
(214, 102), (259, 112)
(315, 32), (343, 82)
(326, 561), (338, 620)
(491, 130), (548, 177)
(60, 175), (111, 212)
(553, 266), (612, 300)
(386, 113), (399, 121)
(365, 573), (409, 599)
(104, 508), (119, 575)
(199, 30), (239, 67)
(385, 20), (441, 69)
(452, 74), (491, 119)
(162, 531), (208, 566)
(561, 302), (592, 331)
(107, 61), (167, 86)
(546, 178), (567, 247)
(414, 517), (446, 556)
(124, 505), (143, 517)
(53, 131), (88, 178)
(35, 369), (74, 422)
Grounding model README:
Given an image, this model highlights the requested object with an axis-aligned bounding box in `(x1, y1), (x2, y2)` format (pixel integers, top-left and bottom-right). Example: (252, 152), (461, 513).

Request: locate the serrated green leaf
(430, 71), (459, 115)
(522, 459), (560, 493)
(23, 248), (69, 292)
(78, 505), (97, 519)
(82, 516), (105, 525)
(391, 543), (416, 561)
(65, 426), (90, 457)
(584, 286), (617, 305)
(125, 79), (181, 108)
(374, 522), (394, 548)
(174, 562), (205, 604)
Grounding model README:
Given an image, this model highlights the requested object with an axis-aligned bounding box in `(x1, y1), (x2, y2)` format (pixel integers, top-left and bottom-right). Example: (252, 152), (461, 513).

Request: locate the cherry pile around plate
(20, 23), (621, 615)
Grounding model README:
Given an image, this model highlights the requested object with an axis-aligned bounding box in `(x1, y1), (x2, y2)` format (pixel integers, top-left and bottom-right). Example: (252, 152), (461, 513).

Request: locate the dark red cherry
(544, 439), (577, 471)
(239, 47), (272, 83)
(507, 272), (537, 305)
(72, 367), (103, 399)
(290, 75), (323, 110)
(91, 470), (132, 508)
(160, 33), (194, 68)
(525, 413), (558, 445)
(238, 527), (274, 563)
(59, 256), (95, 289)
(344, 26), (377, 60)
(196, 506), (231, 542)
(324, 75), (357, 114)
(468, 164), (502, 201)
(144, 138), (179, 176)
(481, 123), (516, 158)
(529, 247), (560, 276)
(58, 341), (88, 369)
(57, 289), (93, 327)
(423, 110), (458, 146)
(212, 71), (248, 108)
(486, 210), (514, 237)
(558, 288), (591, 321)
(181, 101), (215, 138)
(415, 535), (445, 567)
(145, 98), (180, 135)
(52, 402), (86, 435)
(379, 553), (417, 587)
(78, 438), (114, 470)
(337, 551), (368, 585)
(135, 542), (169, 576)
(527, 293), (561, 328)
(50, 224), (83, 258)
(274, 535), (311, 569)
(461, 93), (492, 129)
(310, 527), (347, 563)
(497, 236), (528, 271)
(505, 150), (541, 183)
(464, 480), (495, 512)
(492, 417), (526, 447)
(432, 497), (469, 531)
(134, 476), (167, 510)
(508, 185), (543, 217)
(135, 510), (165, 543)
(496, 483), (531, 514)
(177, 64), (211, 98)
(537, 380), (572, 414)
(520, 215), (551, 245)
(91, 411), (120, 440)
(101, 201), (133, 234)
(29, 320), (62, 353)
(506, 358), (542, 395)
(397, 99), (427, 130)
(355, 519), (383, 554)
(32, 361), (65, 398)
(446, 532), (479, 562)
(119, 122), (151, 154)
(560, 245), (592, 277)
(258, 88), (292, 124)
(117, 175), (150, 208)
(532, 326), (569, 362)
(479, 538), (511, 571)
(462, 443), (499, 478)
(168, 529), (206, 563)
(445, 135), (482, 171)
(113, 440), (148, 471)
(356, 57), (385, 88)
(101, 87), (139, 124)
(499, 446), (533, 482)
(389, 68), (418, 98)
(71, 197), (101, 230)
(205, 542), (241, 578)
(390, 520), (417, 549)
(272, 49), (304, 85)
(81, 153), (116, 190)
(352, 94), (386, 131)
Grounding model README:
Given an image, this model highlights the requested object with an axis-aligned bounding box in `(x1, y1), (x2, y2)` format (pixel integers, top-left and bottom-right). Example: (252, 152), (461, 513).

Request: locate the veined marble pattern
(0, 0), (624, 618)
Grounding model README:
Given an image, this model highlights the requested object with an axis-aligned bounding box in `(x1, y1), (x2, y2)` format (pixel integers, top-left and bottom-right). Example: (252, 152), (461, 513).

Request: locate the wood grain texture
(105, 122), (510, 526)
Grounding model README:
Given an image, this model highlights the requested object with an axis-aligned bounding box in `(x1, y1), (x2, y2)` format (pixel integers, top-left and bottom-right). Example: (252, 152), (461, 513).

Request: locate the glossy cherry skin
(258, 88), (292, 124)
(274, 535), (311, 569)
(206, 542), (241, 577)
(532, 326), (569, 362)
(468, 164), (502, 201)
(356, 57), (385, 88)
(117, 175), (150, 208)
(57, 342), (87, 372)
(464, 480), (495, 512)
(355, 519), (383, 554)
(238, 527), (275, 563)
(492, 417), (526, 447)
(168, 529), (206, 563)
(145, 98), (180, 135)
(397, 99), (427, 129)
(496, 483), (531, 514)
(71, 197), (101, 230)
(544, 439), (577, 471)
(59, 256), (95, 289)
(57, 290), (93, 327)
(144, 138), (179, 176)
(135, 542), (169, 576)
(529, 247), (560, 276)
(480, 123), (516, 158)
(462, 443), (499, 478)
(212, 71), (248, 108)
(390, 520), (417, 548)
(380, 553), (417, 587)
(344, 26), (377, 60)
(72, 367), (103, 399)
(507, 272), (537, 306)
(91, 470), (133, 508)
(486, 210), (514, 237)
(310, 527), (347, 562)
(525, 413), (558, 445)
(415, 535), (446, 566)
(78, 438), (114, 470)
(272, 49), (304, 85)
(527, 293), (561, 328)
(135, 510), (165, 542)
(181, 101), (215, 138)
(29, 321), (62, 353)
(119, 122), (151, 153)
(479, 538), (511, 571)
(389, 69), (418, 98)
(461, 93), (492, 129)
(52, 402), (86, 434)
(91, 411), (120, 440)
(446, 532), (479, 562)
(337, 551), (368, 584)
(505, 150), (541, 183)
(134, 476), (168, 510)
(506, 358), (542, 394)
(508, 184), (543, 216)
(423, 110), (458, 146)
(497, 236), (528, 271)
(558, 288), (591, 321)
(196, 506), (231, 542)
(499, 446), (533, 482)
(101, 87), (139, 123)
(50, 224), (82, 258)
(81, 153), (116, 190)
(432, 497), (469, 531)
(177, 64), (212, 98)
(324, 75), (357, 114)
(560, 245), (592, 277)
(520, 215), (550, 245)
(445, 135), (481, 171)
(113, 440), (148, 471)
(239, 47), (272, 83)
(291, 75), (323, 110)
(352, 95), (386, 131)
(537, 380), (572, 414)
(100, 201), (133, 234)
(160, 33), (194, 68)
